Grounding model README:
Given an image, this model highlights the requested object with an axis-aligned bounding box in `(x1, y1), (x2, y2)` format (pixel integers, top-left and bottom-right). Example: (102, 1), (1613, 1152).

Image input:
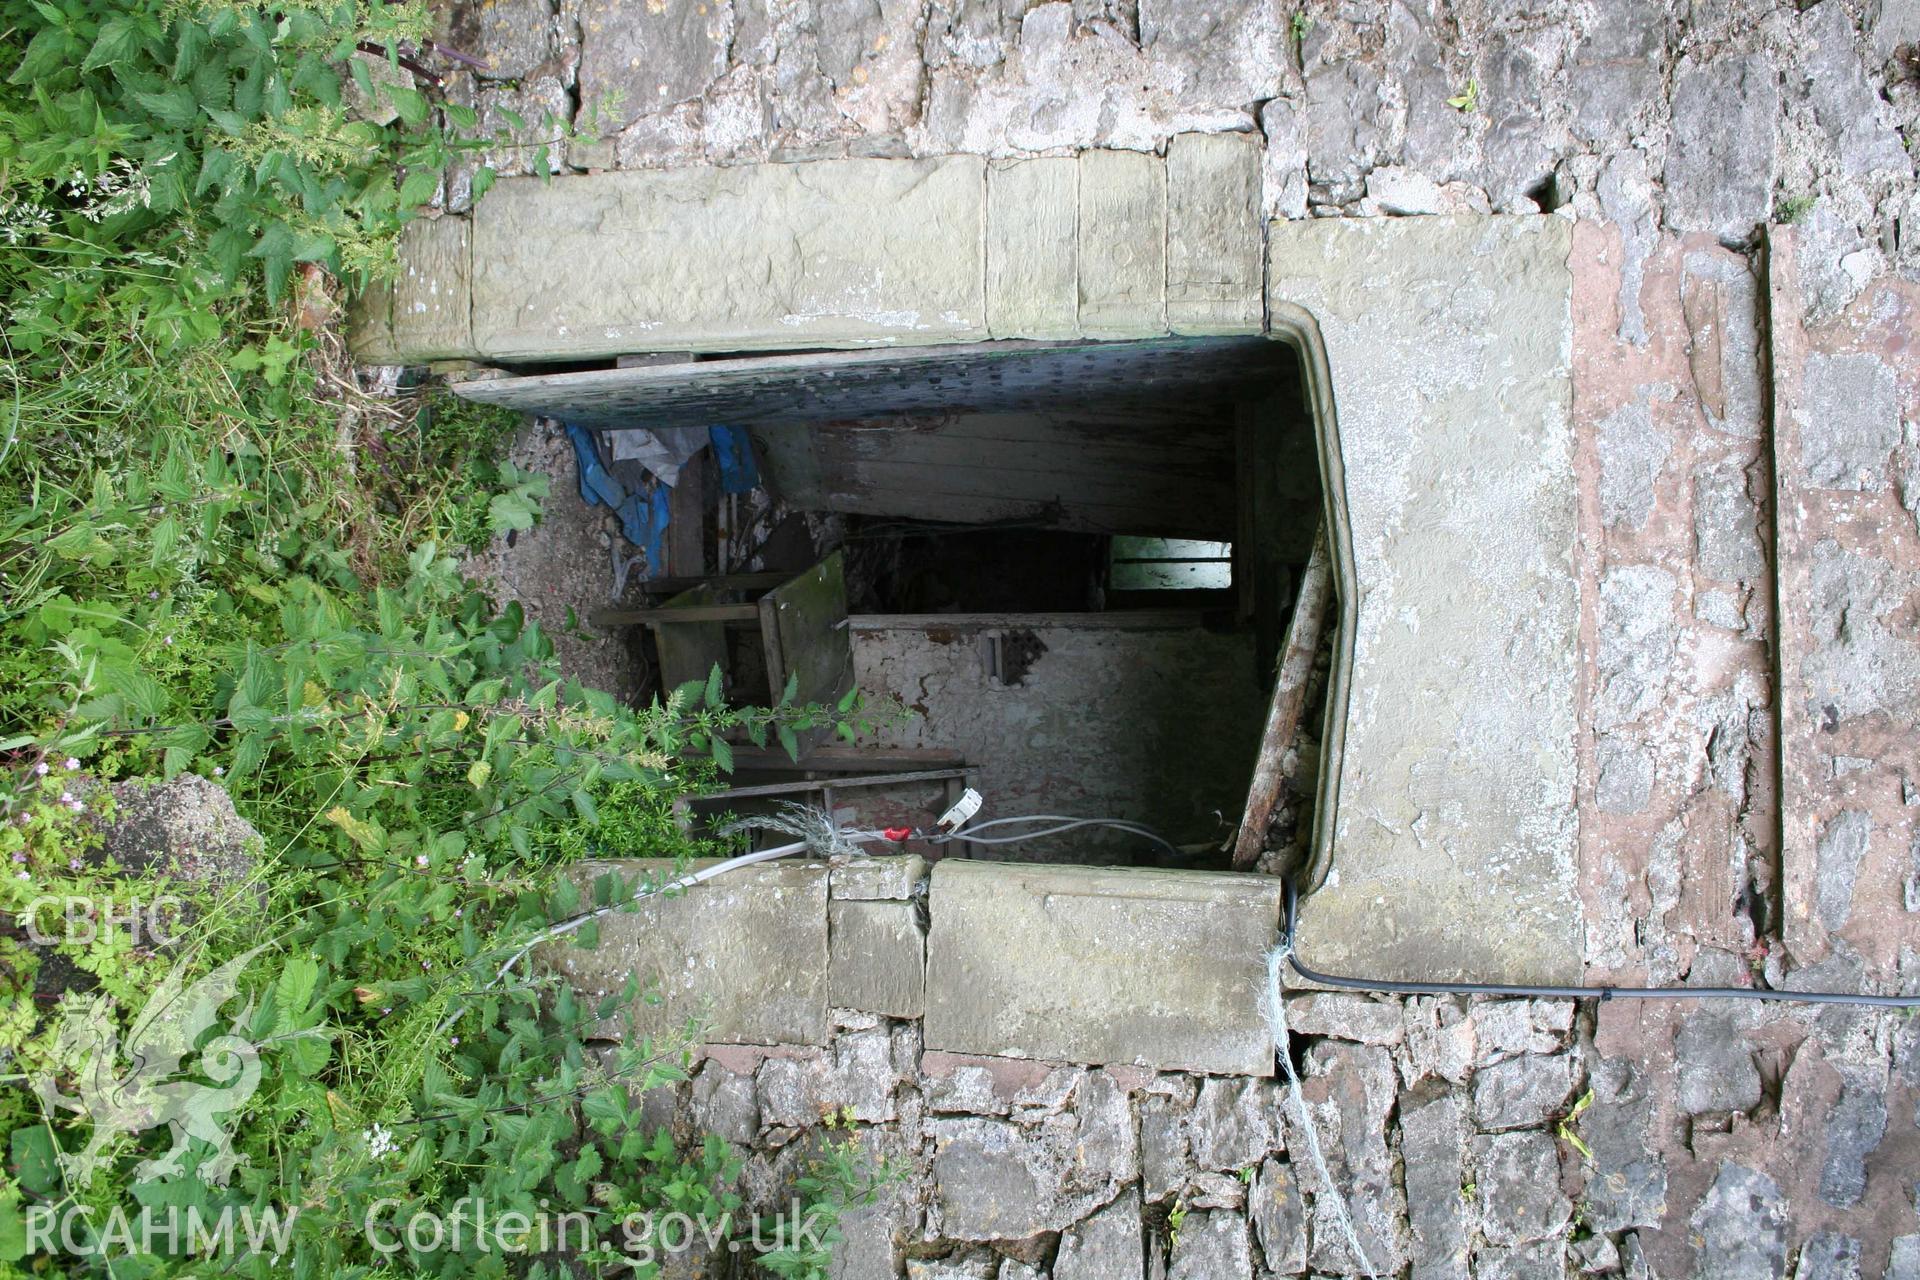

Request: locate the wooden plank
(726, 745), (966, 774)
(592, 603), (760, 626)
(1231, 523), (1332, 871)
(846, 611), (1208, 632)
(697, 768), (969, 802)
(634, 585), (733, 693)
(826, 420), (1239, 478)
(754, 404), (1241, 539)
(666, 450), (709, 578)
(454, 336), (1294, 430)
(630, 571), (791, 595)
(761, 552), (853, 710)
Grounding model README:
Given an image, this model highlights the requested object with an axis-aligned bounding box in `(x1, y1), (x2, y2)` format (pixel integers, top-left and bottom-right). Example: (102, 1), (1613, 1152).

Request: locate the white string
(1265, 941), (1380, 1278)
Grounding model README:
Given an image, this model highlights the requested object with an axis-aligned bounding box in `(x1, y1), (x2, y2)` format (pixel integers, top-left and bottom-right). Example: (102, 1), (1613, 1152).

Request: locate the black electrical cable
(1279, 878), (1920, 1010)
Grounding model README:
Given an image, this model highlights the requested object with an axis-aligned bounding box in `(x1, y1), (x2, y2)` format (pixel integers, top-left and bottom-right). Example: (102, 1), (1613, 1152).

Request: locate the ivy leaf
(287, 1032), (331, 1076)
(133, 86), (198, 127)
(0, 1198), (26, 1263)
(9, 1126), (58, 1195)
(276, 954), (320, 1026)
(397, 167), (439, 209)
(82, 14), (148, 70)
(582, 1087), (628, 1134)
(387, 84), (430, 127)
(487, 487), (540, 536)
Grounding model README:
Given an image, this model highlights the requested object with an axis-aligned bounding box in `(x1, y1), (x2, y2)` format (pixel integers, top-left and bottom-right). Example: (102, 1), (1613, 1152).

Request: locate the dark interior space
(457, 337), (1327, 870)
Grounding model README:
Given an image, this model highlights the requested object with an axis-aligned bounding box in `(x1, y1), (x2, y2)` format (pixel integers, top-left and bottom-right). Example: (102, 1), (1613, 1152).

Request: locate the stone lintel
(469, 156), (988, 359)
(1166, 131), (1265, 335)
(346, 274), (399, 364)
(986, 157), (1079, 339)
(1077, 149), (1168, 339)
(538, 858), (830, 1046)
(922, 860), (1283, 1076)
(388, 216), (473, 360)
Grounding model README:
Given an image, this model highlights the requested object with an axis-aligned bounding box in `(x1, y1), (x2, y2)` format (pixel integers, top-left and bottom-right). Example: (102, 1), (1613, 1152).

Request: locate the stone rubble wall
(552, 852), (1920, 1278)
(415, 0), (1920, 1273)
(612, 960), (1920, 1279)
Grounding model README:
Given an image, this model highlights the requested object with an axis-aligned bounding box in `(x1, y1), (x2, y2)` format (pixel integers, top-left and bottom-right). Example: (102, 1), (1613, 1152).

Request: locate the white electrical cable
(932, 815), (1184, 859)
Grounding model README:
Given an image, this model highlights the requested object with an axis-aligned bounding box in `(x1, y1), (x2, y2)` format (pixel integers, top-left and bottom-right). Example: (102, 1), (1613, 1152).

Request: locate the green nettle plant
(0, 3), (888, 1275)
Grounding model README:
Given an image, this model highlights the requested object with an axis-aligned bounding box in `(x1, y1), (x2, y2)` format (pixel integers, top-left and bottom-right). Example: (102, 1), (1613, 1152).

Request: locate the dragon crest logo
(35, 947), (265, 1186)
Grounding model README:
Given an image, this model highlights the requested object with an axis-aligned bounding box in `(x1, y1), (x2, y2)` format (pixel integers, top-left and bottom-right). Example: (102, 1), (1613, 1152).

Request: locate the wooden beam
(723, 745), (967, 774)
(590, 603), (760, 626)
(691, 767), (969, 802)
(1232, 523), (1332, 871)
(630, 571), (791, 595)
(845, 610), (1209, 632)
(667, 450), (709, 578)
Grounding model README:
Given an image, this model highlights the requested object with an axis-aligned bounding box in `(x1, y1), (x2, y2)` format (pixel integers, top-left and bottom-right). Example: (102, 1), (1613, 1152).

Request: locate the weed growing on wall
(0, 3), (886, 1273)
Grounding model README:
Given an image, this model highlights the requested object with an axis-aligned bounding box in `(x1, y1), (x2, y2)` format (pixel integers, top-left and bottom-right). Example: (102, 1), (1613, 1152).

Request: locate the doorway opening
(457, 337), (1331, 871)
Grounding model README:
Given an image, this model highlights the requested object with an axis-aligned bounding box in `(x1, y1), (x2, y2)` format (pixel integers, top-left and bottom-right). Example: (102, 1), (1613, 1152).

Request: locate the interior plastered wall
(847, 622), (1265, 857)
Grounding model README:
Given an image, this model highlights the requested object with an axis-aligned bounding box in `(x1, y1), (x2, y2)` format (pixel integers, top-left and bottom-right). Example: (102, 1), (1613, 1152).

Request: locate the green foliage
(1776, 192), (1818, 224)
(0, 0), (479, 317)
(1446, 78), (1479, 113)
(0, 2), (887, 1273)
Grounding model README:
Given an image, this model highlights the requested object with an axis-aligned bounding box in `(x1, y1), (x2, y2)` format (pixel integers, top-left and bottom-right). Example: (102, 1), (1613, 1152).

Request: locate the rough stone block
(1187, 1077), (1281, 1172)
(1249, 1158), (1307, 1273)
(1166, 131), (1263, 335)
(1271, 215), (1582, 985)
(1167, 1210), (1253, 1279)
(922, 860), (1283, 1075)
(1664, 55), (1778, 241)
(1472, 1053), (1575, 1132)
(1689, 1163), (1788, 1280)
(389, 216), (474, 360)
(1284, 992), (1405, 1045)
(927, 1071), (1136, 1239)
(536, 859), (830, 1046)
(346, 276), (398, 364)
(1077, 149), (1167, 338)
(828, 899), (926, 1018)
(468, 157), (987, 360)
(832, 854), (926, 900)
(577, 0), (727, 130)
(1473, 1131), (1570, 1246)
(1054, 1186), (1144, 1280)
(986, 158), (1078, 339)
(1798, 351), (1901, 490)
(1401, 1093), (1470, 1280)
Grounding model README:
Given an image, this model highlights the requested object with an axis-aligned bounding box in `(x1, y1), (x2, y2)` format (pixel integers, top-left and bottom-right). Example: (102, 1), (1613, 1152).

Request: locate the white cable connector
(936, 787), (983, 833)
